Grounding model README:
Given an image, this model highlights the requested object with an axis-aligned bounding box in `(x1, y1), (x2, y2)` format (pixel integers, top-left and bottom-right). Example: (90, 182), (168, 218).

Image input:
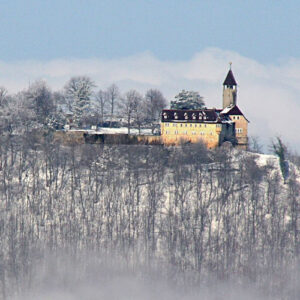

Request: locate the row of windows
(165, 130), (214, 136)
(165, 128), (242, 134)
(163, 111), (208, 120)
(232, 116), (240, 120)
(164, 123), (222, 128)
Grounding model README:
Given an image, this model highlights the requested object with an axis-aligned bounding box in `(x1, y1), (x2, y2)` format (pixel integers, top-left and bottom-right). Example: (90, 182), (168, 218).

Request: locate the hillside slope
(0, 140), (298, 299)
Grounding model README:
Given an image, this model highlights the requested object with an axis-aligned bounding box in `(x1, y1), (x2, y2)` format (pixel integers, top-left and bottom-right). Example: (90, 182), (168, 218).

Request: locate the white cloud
(0, 48), (299, 151)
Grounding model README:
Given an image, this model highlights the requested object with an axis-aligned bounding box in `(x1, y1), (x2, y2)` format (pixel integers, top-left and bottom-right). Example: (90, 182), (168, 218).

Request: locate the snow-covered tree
(7, 81), (54, 133)
(64, 76), (95, 126)
(171, 90), (205, 110)
(0, 87), (12, 133)
(25, 80), (55, 125)
(13, 91), (41, 132)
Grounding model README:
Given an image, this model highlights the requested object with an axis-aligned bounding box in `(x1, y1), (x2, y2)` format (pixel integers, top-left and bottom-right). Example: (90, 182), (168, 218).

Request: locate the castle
(160, 67), (249, 149)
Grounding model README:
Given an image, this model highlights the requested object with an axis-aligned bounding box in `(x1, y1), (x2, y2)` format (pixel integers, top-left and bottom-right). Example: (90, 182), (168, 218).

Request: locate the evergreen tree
(171, 90), (205, 110)
(272, 137), (289, 183)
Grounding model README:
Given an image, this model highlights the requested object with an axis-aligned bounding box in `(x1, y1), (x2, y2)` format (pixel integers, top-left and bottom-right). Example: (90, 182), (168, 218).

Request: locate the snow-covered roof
(220, 105), (235, 115)
(219, 105), (249, 122)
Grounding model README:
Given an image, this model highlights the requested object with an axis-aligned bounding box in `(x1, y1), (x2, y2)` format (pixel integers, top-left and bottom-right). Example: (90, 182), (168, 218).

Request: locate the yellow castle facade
(160, 68), (249, 149)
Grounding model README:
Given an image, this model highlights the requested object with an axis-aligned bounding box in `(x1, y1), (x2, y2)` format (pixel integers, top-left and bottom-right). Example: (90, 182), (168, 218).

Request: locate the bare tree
(144, 89), (167, 133)
(0, 79), (298, 300)
(134, 96), (147, 134)
(94, 89), (108, 126)
(120, 90), (142, 134)
(248, 135), (263, 153)
(106, 84), (120, 127)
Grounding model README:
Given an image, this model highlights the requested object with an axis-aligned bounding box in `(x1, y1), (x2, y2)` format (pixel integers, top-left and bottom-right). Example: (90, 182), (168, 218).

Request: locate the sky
(0, 0), (300, 150)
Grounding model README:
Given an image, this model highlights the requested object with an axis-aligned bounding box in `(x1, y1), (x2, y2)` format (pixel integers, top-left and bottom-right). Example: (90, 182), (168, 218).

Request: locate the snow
(255, 153), (279, 167)
(265, 214), (272, 220)
(284, 215), (291, 225)
(66, 127), (153, 135)
(1, 143), (299, 299)
(220, 105), (234, 114)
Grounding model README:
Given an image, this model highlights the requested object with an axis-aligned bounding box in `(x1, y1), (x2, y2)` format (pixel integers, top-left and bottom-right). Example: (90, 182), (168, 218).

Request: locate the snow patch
(66, 127), (153, 135)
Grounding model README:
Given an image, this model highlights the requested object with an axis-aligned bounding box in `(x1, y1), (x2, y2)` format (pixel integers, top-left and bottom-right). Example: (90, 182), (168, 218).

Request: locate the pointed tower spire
(223, 63), (237, 86)
(222, 64), (237, 108)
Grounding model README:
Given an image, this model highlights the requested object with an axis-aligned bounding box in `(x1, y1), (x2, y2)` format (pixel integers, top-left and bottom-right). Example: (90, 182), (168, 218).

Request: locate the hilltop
(0, 137), (299, 299)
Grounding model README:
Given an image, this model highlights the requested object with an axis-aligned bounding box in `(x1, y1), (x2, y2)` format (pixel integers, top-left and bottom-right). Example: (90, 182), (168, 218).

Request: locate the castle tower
(223, 64), (237, 108)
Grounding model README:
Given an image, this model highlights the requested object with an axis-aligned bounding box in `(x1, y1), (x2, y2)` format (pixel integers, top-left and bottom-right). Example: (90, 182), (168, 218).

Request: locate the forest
(0, 132), (299, 299)
(0, 78), (299, 299)
(0, 78), (169, 134)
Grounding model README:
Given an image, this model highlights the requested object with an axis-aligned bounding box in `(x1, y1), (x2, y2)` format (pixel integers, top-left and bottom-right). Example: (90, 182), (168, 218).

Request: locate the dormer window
(163, 112), (168, 119)
(174, 112), (178, 119)
(192, 113), (196, 120)
(184, 112), (188, 120)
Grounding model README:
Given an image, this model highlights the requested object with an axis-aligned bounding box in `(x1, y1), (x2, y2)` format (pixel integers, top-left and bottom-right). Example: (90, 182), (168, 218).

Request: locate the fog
(13, 250), (288, 300)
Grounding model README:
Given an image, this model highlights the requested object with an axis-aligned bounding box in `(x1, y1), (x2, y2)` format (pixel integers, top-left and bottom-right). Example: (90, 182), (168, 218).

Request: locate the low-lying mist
(13, 249), (294, 300)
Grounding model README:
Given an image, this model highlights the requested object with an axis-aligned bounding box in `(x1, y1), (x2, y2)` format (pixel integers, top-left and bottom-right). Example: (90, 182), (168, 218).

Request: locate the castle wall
(229, 115), (248, 148)
(161, 122), (221, 148)
(53, 130), (163, 145)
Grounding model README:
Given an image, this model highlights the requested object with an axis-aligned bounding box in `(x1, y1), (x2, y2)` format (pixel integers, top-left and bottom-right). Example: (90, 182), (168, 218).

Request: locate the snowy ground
(255, 153), (279, 167)
(66, 127), (153, 135)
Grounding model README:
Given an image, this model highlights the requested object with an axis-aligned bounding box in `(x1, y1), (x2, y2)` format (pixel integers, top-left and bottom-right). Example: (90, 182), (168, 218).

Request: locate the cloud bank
(1, 48), (299, 150)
